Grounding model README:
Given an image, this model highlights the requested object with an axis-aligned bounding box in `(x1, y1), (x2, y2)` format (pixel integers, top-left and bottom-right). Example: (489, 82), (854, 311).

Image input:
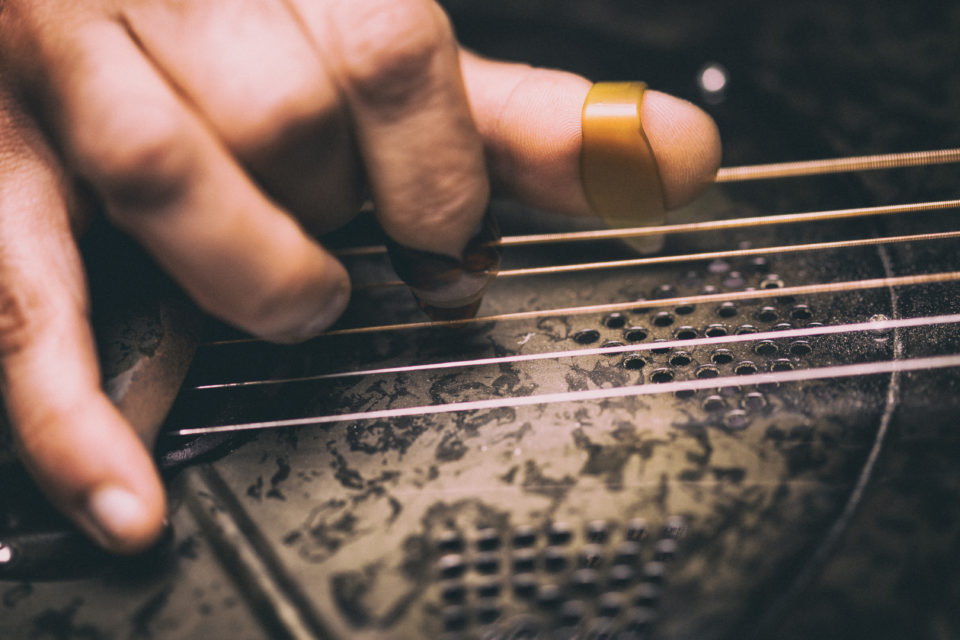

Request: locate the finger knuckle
(333, 0), (453, 103)
(0, 282), (45, 360)
(390, 179), (489, 249)
(228, 78), (340, 157)
(424, 184), (487, 230)
(73, 107), (193, 219)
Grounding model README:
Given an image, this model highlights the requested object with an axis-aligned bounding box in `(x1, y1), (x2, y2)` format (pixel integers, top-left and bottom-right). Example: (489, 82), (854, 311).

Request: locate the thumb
(460, 49), (722, 215)
(0, 110), (166, 554)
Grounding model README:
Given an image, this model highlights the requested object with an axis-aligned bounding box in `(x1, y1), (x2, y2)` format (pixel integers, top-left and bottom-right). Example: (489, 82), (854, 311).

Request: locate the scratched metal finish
(2, 2), (960, 639)
(187, 213), (894, 640)
(173, 125), (924, 634)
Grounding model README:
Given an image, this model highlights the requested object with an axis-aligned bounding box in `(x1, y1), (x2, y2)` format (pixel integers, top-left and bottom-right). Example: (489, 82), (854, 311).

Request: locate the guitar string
(208, 270), (960, 345)
(352, 230), (960, 290)
(191, 313), (960, 390)
(208, 202), (960, 344)
(169, 353), (960, 436)
(180, 153), (960, 431)
(332, 198), (960, 256)
(714, 147), (960, 182)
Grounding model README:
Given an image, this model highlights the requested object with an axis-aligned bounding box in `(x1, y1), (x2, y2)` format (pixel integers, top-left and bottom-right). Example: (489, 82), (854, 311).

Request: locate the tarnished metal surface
(3, 2), (960, 639)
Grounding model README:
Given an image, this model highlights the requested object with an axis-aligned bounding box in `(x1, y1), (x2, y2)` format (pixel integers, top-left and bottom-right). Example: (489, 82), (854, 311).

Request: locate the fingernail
(386, 211), (501, 321)
(289, 272), (352, 343)
(258, 260), (351, 344)
(86, 485), (150, 548)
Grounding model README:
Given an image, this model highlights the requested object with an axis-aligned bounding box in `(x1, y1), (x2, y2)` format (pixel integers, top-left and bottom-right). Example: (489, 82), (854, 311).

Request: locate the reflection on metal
(173, 354), (960, 436)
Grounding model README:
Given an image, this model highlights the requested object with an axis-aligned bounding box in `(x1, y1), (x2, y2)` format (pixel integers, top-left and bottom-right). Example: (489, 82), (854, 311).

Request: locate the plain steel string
(170, 354), (960, 436)
(192, 313), (960, 390)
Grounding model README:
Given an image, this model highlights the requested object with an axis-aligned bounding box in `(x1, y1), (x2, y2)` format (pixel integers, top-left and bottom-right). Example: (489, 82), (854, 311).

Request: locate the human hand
(0, 0), (720, 553)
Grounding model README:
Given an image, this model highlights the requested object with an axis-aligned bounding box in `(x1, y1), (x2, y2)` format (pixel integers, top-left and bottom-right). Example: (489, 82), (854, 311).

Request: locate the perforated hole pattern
(431, 516), (687, 638)
(566, 259), (820, 433)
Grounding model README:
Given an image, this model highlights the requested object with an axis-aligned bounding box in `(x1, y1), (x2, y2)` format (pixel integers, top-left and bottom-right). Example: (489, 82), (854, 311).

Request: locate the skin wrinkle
(461, 52), (589, 215)
(0, 88), (167, 555)
(0, 108), (86, 330)
(0, 81), (96, 237)
(328, 0), (451, 105)
(275, 0), (368, 231)
(323, 0), (487, 256)
(49, 25), (200, 211)
(642, 91), (722, 208)
(121, 2), (336, 152)
(118, 0), (356, 231)
(485, 61), (535, 194)
(61, 20), (349, 343)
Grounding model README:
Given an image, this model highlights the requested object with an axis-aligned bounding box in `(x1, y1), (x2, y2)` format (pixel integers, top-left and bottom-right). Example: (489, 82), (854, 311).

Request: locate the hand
(0, 0), (721, 553)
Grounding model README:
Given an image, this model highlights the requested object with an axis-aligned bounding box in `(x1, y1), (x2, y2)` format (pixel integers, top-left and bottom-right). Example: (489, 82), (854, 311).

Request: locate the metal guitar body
(2, 2), (959, 639)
